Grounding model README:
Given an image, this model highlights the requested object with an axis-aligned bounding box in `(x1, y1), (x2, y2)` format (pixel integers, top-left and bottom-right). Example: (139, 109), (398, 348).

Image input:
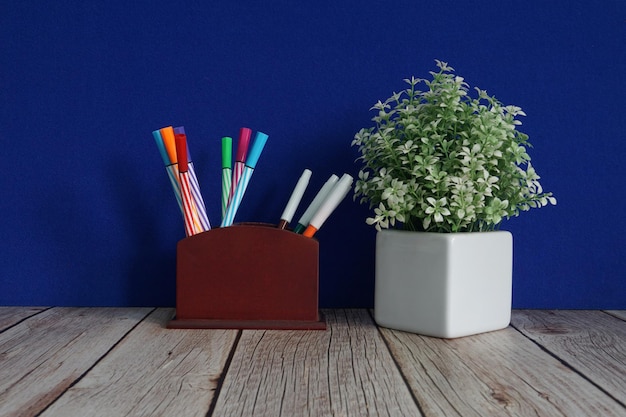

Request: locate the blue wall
(1, 1), (624, 308)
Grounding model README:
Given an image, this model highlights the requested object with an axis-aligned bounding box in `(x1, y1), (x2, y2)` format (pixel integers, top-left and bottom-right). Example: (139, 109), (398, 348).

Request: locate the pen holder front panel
(168, 223), (325, 330)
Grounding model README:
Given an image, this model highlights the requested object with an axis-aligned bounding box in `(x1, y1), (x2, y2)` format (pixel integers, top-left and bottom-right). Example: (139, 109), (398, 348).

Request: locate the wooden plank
(511, 310), (626, 404)
(0, 307), (151, 417)
(41, 308), (239, 417)
(211, 309), (422, 417)
(380, 323), (625, 417)
(0, 307), (47, 330)
(605, 310), (626, 321)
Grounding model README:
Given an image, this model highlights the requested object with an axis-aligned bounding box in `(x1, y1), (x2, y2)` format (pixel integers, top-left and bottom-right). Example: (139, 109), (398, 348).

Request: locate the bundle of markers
(275, 169), (353, 238)
(152, 126), (352, 238)
(152, 126), (211, 236)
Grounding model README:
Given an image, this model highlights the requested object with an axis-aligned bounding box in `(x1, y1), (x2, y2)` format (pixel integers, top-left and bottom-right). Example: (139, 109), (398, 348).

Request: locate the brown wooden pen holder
(167, 223), (326, 330)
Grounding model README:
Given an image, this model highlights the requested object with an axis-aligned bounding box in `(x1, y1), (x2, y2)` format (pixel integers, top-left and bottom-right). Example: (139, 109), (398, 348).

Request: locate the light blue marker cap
(152, 129), (171, 165)
(245, 131), (269, 169)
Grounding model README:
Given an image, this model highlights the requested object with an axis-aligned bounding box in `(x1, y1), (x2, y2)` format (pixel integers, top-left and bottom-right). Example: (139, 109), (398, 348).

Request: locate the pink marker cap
(235, 127), (252, 163)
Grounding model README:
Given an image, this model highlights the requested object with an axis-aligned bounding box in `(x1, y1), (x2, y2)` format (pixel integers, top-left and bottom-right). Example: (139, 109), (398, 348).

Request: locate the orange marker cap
(159, 126), (177, 164)
(302, 225), (318, 238)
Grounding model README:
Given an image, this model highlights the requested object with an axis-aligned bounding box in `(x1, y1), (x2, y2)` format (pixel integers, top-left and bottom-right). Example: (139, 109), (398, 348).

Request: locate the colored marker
(229, 127), (252, 207)
(175, 133), (202, 236)
(174, 127), (211, 232)
(152, 129), (183, 214)
(158, 126), (184, 214)
(221, 136), (232, 221)
(159, 126), (178, 167)
(221, 131), (269, 227)
(152, 128), (171, 166)
(293, 174), (339, 234)
(278, 169), (312, 230)
(302, 173), (353, 238)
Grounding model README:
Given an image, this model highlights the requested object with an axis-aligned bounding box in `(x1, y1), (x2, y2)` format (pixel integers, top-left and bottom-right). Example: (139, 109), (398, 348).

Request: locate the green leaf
(351, 59), (555, 232)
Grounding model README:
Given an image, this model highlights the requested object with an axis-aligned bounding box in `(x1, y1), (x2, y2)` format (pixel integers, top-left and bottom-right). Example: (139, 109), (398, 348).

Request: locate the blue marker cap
(245, 131), (269, 169)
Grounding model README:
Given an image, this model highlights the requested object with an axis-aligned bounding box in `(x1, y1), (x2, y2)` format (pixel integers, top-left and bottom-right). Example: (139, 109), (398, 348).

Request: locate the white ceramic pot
(374, 229), (513, 338)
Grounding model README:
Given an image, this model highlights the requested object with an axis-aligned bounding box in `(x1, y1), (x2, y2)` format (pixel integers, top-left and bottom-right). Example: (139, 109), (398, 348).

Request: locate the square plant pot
(374, 230), (513, 338)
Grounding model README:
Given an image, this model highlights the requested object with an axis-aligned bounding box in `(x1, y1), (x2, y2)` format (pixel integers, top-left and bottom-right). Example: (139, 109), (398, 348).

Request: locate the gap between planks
(378, 310), (625, 417)
(209, 309), (421, 417)
(510, 309), (626, 408)
(0, 307), (154, 417)
(0, 306), (49, 331)
(1, 308), (624, 417)
(39, 308), (239, 417)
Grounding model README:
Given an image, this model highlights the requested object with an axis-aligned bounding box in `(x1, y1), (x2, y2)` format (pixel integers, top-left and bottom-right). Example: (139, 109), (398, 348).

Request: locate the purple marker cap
(174, 126), (192, 162)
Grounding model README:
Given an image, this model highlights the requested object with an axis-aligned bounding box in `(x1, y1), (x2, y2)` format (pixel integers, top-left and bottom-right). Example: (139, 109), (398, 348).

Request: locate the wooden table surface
(1, 308), (624, 416)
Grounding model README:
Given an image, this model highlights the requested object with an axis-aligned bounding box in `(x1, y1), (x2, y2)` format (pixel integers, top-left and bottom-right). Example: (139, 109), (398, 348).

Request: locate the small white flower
(351, 60), (555, 232)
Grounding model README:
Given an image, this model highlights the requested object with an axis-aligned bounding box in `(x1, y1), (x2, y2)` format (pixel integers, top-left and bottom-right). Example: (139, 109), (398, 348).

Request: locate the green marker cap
(221, 136), (232, 169)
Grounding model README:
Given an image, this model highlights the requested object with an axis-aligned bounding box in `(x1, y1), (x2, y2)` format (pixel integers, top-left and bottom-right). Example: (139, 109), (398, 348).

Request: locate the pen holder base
(167, 223), (326, 330)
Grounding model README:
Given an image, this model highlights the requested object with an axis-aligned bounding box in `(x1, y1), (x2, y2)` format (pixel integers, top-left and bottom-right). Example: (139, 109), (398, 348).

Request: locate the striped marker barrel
(221, 167), (252, 227)
(230, 161), (245, 207)
(165, 165), (183, 215)
(179, 171), (200, 236)
(187, 162), (211, 231)
(221, 167), (231, 221)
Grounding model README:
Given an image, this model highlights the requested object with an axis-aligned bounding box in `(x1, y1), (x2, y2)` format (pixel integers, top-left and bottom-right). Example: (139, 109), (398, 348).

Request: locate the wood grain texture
(0, 306), (46, 330)
(2, 308), (624, 416)
(211, 309), (422, 417)
(0, 307), (151, 417)
(511, 310), (626, 405)
(41, 308), (239, 417)
(380, 324), (625, 417)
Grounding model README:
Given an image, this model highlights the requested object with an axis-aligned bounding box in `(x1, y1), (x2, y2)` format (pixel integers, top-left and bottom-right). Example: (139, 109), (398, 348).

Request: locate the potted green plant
(352, 60), (556, 338)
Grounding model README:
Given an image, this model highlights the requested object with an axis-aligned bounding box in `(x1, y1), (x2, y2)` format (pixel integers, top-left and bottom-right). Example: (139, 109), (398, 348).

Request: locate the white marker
(302, 173), (353, 238)
(293, 174), (339, 234)
(278, 169), (312, 229)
